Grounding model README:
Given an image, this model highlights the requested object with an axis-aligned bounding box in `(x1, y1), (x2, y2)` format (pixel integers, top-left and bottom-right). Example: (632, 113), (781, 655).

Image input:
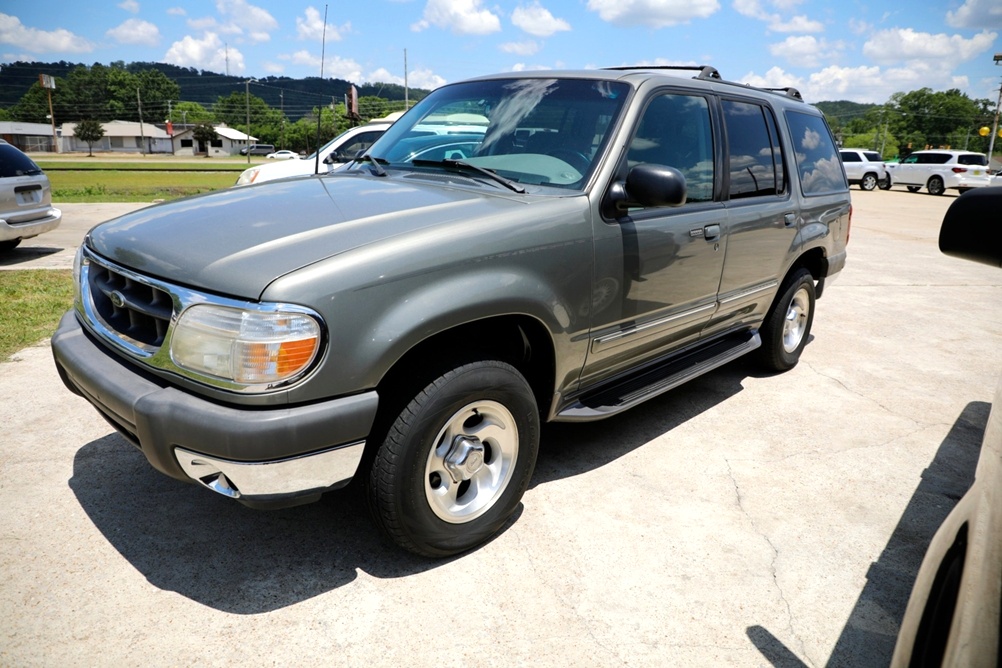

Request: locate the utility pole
(988, 54), (1002, 171)
(404, 48), (409, 110)
(137, 87), (146, 155)
(39, 74), (57, 152)
(245, 78), (254, 163)
(280, 90), (285, 149)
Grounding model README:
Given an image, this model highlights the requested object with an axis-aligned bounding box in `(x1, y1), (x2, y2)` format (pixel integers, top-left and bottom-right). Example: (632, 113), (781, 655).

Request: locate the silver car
(0, 141), (61, 251)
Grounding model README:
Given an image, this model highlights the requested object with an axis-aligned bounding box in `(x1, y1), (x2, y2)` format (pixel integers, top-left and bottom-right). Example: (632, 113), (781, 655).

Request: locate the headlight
(170, 304), (322, 387)
(235, 168), (261, 186)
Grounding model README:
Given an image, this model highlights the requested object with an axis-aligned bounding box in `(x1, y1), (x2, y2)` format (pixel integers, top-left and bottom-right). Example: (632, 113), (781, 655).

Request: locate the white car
(266, 150), (299, 160)
(884, 150), (991, 195)
(236, 122), (393, 186)
(838, 148), (887, 191)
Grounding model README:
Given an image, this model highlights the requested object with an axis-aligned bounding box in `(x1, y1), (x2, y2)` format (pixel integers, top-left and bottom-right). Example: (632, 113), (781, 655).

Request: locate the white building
(61, 121), (172, 154)
(0, 121), (58, 152)
(171, 125), (257, 157)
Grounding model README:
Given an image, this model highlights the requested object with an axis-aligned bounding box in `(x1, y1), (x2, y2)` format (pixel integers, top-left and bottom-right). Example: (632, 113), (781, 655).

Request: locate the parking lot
(1, 188), (1000, 667)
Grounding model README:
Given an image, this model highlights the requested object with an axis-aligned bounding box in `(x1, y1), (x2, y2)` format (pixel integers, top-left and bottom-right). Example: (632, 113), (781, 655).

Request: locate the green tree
(212, 91), (285, 144)
(74, 118), (105, 156)
(10, 83), (51, 123)
(192, 123), (217, 157)
(172, 101), (213, 126)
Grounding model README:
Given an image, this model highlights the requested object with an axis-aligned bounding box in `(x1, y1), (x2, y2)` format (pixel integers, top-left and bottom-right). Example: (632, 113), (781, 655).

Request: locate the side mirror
(602, 163), (687, 219)
(939, 187), (1002, 268)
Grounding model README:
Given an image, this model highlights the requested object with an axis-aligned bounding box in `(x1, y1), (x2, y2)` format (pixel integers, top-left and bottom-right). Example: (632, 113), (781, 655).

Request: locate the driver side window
(627, 93), (715, 203)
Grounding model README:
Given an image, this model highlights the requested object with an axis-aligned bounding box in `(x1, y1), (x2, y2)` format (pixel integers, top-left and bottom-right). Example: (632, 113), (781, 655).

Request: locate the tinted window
(627, 93), (715, 203)
(786, 110), (846, 196)
(0, 144), (42, 177)
(840, 151), (861, 162)
(863, 152), (882, 162)
(920, 153), (951, 164)
(722, 100), (782, 199)
(958, 153), (988, 166)
(336, 131), (383, 159)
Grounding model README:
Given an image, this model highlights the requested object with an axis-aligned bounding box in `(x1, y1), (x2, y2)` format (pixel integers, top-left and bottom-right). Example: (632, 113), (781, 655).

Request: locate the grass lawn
(48, 169), (239, 202)
(0, 270), (74, 360)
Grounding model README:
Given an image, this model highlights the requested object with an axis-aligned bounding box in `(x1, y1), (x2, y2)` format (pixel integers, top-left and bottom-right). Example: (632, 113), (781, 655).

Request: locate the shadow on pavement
(0, 246), (63, 266)
(67, 363), (749, 614)
(747, 401), (989, 667)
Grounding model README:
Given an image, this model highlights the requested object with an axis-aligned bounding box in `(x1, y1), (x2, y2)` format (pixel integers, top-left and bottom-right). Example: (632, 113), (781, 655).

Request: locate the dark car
(892, 187), (1002, 666)
(0, 140), (61, 251)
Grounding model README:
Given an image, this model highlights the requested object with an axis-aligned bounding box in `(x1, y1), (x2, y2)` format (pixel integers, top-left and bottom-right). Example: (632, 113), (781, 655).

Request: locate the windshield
(359, 77), (631, 190)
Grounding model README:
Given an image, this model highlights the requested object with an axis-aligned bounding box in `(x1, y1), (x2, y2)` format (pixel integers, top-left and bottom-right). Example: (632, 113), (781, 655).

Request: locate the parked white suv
(884, 150), (991, 195)
(839, 148), (887, 191)
(236, 122), (392, 186)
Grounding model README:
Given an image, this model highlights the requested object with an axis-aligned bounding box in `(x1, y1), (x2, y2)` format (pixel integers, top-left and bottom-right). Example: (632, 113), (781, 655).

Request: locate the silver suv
(52, 66), (850, 556)
(0, 140), (61, 252)
(884, 149), (991, 195)
(839, 148), (887, 191)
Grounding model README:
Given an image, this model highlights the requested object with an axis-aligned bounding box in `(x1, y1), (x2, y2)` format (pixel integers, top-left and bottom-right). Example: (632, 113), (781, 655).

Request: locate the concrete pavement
(1, 189), (1000, 666)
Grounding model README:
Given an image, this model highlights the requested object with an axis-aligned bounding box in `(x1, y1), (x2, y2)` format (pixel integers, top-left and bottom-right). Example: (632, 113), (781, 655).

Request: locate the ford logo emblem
(109, 291), (126, 308)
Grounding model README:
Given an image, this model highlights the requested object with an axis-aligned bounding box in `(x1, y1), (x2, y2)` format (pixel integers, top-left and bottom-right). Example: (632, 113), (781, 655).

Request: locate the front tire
(877, 175), (891, 190)
(927, 176), (945, 196)
(758, 268), (815, 372)
(367, 360), (539, 557)
(860, 173), (878, 191)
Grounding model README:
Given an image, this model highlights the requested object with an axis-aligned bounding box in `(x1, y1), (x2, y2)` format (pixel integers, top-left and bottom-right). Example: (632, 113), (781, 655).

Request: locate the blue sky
(1, 0), (1000, 104)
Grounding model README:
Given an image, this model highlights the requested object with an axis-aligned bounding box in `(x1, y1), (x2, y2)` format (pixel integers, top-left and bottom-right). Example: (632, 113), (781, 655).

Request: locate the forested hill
(0, 60), (429, 115)
(815, 100), (878, 125)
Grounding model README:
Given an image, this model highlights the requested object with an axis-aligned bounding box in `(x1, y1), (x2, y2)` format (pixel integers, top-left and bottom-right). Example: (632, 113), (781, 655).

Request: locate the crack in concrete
(803, 360), (924, 428)
(726, 458), (815, 668)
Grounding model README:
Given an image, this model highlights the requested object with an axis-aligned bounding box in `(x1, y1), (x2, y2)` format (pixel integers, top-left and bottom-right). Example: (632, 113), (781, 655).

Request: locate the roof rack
(603, 65), (721, 81)
(760, 87), (803, 101)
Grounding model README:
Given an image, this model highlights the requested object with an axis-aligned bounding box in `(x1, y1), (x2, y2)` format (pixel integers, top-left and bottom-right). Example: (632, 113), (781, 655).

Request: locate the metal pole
(136, 87), (146, 155)
(245, 79), (251, 164)
(988, 80), (1002, 171)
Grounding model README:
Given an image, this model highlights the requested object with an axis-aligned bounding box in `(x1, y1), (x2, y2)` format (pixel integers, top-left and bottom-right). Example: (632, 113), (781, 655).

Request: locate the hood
(87, 174), (527, 299)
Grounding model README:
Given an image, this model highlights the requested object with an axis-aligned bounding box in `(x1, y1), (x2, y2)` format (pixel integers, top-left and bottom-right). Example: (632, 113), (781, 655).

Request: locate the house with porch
(171, 124), (257, 157)
(61, 120), (172, 154)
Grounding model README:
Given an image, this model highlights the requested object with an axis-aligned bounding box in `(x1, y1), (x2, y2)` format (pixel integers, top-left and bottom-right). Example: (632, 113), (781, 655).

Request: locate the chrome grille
(85, 257), (174, 350)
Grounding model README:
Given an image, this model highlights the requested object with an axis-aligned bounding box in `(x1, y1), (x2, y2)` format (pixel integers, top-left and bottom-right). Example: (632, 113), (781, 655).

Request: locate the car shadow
(0, 246), (63, 266)
(745, 400), (989, 667)
(68, 361), (751, 614)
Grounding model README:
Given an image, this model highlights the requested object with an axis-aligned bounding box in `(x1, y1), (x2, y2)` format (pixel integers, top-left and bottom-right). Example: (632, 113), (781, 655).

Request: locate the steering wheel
(549, 149), (591, 174)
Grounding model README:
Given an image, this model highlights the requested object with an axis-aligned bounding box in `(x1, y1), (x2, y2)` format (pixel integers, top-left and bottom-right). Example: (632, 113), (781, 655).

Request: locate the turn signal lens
(171, 304), (321, 387)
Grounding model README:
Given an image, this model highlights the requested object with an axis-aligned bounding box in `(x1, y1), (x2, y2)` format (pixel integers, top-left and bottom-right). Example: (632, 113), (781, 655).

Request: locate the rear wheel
(877, 175), (891, 190)
(927, 176), (945, 196)
(906, 186), (921, 193)
(367, 360), (539, 557)
(758, 268), (815, 372)
(860, 173), (878, 191)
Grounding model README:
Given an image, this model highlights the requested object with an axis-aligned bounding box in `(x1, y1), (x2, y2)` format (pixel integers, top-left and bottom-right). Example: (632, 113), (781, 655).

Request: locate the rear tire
(367, 360), (539, 557)
(927, 176), (945, 196)
(906, 186), (921, 193)
(860, 173), (877, 191)
(758, 268), (815, 372)
(877, 176), (891, 190)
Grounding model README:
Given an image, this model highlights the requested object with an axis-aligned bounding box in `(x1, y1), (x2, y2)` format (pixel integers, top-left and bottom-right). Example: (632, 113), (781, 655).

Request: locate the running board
(556, 331), (761, 421)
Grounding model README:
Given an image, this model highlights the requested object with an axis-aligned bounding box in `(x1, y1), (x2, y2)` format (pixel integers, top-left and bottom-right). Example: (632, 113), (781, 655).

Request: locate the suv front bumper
(52, 311), (378, 507)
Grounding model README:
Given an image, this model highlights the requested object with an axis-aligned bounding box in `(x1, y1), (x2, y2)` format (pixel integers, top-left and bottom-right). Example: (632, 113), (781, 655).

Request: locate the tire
(906, 186), (921, 193)
(860, 173), (878, 191)
(367, 360), (539, 557)
(758, 268), (815, 372)
(0, 238), (22, 252)
(927, 176), (945, 196)
(877, 175), (891, 190)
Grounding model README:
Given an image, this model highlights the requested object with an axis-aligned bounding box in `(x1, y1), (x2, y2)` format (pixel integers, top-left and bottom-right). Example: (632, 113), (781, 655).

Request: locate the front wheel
(860, 173), (878, 191)
(927, 176), (945, 196)
(757, 268), (816, 372)
(877, 175), (891, 190)
(367, 360), (539, 557)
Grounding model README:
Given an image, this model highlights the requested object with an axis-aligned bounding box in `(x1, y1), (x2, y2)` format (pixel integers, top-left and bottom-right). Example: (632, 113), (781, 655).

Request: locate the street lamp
(989, 54), (1002, 171)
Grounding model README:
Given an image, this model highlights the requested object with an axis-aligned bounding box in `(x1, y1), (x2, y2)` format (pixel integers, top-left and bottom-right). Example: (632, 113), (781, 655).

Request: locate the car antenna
(313, 4), (329, 177)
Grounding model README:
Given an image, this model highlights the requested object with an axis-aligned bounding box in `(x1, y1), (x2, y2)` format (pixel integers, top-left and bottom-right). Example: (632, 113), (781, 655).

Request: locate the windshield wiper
(351, 152), (388, 176)
(411, 159), (525, 193)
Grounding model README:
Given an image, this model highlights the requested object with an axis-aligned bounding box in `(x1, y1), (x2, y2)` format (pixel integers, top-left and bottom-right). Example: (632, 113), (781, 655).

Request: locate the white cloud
(511, 63), (553, 72)
(0, 13), (94, 54)
(769, 14), (823, 32)
(848, 17), (869, 35)
(118, 0), (140, 13)
(411, 0), (502, 34)
(587, 0), (719, 28)
(167, 7), (186, 16)
(863, 28), (997, 65)
(107, 19), (161, 46)
(214, 0), (277, 43)
(287, 50), (364, 80)
(512, 3), (570, 37)
(733, 0), (821, 32)
(296, 6), (348, 41)
(501, 40), (541, 56)
(164, 32), (245, 73)
(364, 66), (447, 90)
(262, 61), (284, 74)
(768, 35), (843, 67)
(947, 0), (1002, 29)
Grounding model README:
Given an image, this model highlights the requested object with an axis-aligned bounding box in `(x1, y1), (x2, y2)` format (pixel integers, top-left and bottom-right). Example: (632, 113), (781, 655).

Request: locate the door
(582, 91), (725, 387)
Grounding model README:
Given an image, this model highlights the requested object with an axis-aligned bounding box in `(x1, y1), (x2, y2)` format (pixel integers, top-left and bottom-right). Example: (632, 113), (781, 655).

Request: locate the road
(1, 188), (1000, 666)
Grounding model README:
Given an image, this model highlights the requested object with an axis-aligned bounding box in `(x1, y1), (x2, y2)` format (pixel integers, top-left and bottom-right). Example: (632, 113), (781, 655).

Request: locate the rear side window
(840, 151), (861, 162)
(863, 152), (882, 162)
(785, 111), (846, 196)
(722, 100), (785, 199)
(0, 144), (43, 177)
(958, 154), (988, 166)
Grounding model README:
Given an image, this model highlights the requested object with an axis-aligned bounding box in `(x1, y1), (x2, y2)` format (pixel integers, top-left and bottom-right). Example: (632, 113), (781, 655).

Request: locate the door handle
(784, 213), (798, 227)
(703, 224), (720, 241)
